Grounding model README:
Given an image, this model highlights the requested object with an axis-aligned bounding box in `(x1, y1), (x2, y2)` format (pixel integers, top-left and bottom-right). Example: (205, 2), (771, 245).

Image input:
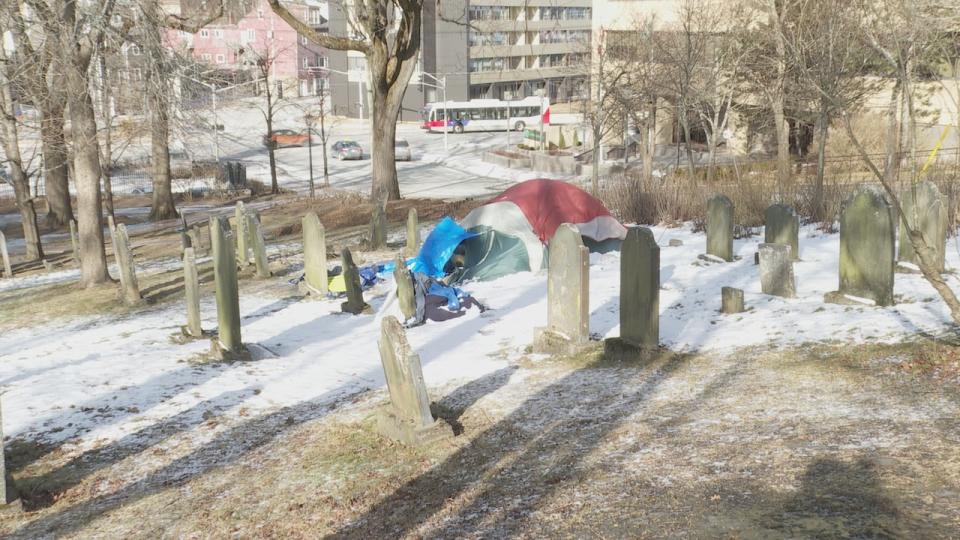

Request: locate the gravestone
(534, 223), (590, 354)
(605, 227), (659, 354)
(182, 247), (203, 338)
(301, 212), (328, 296)
(706, 194), (734, 262)
(114, 224), (142, 305)
(825, 185), (895, 307)
(247, 214), (271, 278)
(759, 243), (796, 298)
(375, 316), (448, 444)
(369, 203), (387, 250)
(210, 216), (245, 358)
(69, 219), (80, 264)
(179, 213), (190, 255)
(721, 286), (745, 314)
(0, 398), (21, 512)
(0, 231), (12, 278)
(187, 228), (203, 257)
(235, 201), (250, 266)
(899, 180), (947, 273)
(764, 204), (800, 260)
(406, 208), (420, 257)
(394, 255), (417, 322)
(340, 247), (371, 314)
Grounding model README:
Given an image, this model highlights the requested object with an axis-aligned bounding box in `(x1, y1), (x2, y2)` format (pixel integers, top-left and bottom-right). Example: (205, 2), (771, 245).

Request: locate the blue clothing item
(426, 281), (469, 311)
(359, 266), (379, 288)
(408, 217), (478, 277)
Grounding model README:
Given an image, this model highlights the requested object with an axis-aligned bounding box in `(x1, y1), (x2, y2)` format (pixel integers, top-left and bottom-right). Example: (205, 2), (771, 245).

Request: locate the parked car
(331, 140), (363, 160)
(263, 129), (310, 148)
(395, 139), (412, 161)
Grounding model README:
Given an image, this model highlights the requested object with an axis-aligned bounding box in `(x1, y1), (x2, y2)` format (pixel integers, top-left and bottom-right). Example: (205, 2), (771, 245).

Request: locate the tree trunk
(642, 100), (656, 186)
(0, 59), (43, 260)
(883, 81), (902, 183)
(591, 129), (601, 194)
(149, 95), (177, 220)
(679, 104), (696, 183)
(40, 102), (73, 226)
(367, 45), (411, 203)
(772, 95), (790, 198)
(98, 54), (115, 220)
(66, 57), (110, 286)
(813, 105), (829, 222)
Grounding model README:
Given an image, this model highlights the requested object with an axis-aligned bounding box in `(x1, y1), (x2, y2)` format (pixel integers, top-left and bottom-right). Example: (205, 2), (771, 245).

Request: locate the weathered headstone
(301, 213), (328, 296)
(606, 227), (659, 355)
(42, 259), (54, 272)
(69, 219), (80, 264)
(0, 398), (22, 512)
(0, 231), (12, 279)
(375, 316), (448, 444)
(825, 185), (895, 307)
(340, 247), (371, 314)
(405, 208), (420, 257)
(764, 204), (800, 260)
(182, 247), (203, 338)
(706, 194), (734, 262)
(114, 224), (142, 305)
(759, 243), (796, 298)
(534, 223), (590, 354)
(248, 214), (271, 278)
(210, 216), (244, 357)
(179, 213), (191, 255)
(394, 255), (417, 322)
(235, 201), (250, 266)
(187, 228), (203, 257)
(899, 180), (947, 273)
(369, 203), (387, 251)
(721, 286), (745, 314)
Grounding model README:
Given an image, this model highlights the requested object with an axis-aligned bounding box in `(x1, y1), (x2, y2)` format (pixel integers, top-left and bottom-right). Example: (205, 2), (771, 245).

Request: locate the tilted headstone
(405, 208), (420, 257)
(759, 243), (796, 298)
(375, 316), (446, 444)
(211, 216), (243, 355)
(824, 185), (895, 307)
(606, 226), (659, 352)
(0, 231), (12, 279)
(394, 255), (417, 322)
(764, 204), (800, 260)
(69, 219), (80, 264)
(182, 247), (203, 338)
(369, 203), (387, 251)
(534, 223), (590, 354)
(235, 201), (250, 266)
(247, 214), (271, 278)
(114, 224), (142, 305)
(706, 194), (734, 262)
(899, 180), (947, 273)
(340, 247), (371, 314)
(0, 398), (22, 511)
(721, 286), (745, 314)
(301, 212), (328, 295)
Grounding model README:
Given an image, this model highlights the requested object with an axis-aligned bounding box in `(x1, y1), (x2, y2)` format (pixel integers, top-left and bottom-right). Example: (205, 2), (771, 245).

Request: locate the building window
(318, 55), (328, 67)
(310, 9), (322, 24)
(201, 53), (212, 62)
(301, 35), (308, 45)
(214, 29), (224, 38)
(216, 54), (226, 64)
(267, 30), (274, 38)
(200, 29), (209, 38)
(468, 31), (508, 46)
(468, 57), (505, 72)
(129, 44), (141, 56)
(257, 9), (264, 19)
(303, 58), (309, 68)
(468, 6), (508, 21)
(348, 57), (367, 72)
(131, 68), (142, 81)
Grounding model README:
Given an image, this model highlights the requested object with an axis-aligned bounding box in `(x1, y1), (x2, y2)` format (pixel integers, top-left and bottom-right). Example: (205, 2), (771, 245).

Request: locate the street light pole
(442, 75), (448, 153)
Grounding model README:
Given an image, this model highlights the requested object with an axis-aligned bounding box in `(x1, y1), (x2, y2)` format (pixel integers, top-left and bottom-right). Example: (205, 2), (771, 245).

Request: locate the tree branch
(266, 0), (370, 53)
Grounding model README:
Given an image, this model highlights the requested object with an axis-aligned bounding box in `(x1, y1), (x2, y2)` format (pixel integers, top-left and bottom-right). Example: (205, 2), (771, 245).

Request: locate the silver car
(332, 140), (363, 160)
(395, 139), (412, 161)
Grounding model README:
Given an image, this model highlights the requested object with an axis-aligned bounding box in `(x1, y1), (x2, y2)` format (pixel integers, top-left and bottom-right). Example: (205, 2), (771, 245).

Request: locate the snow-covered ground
(2, 223), (958, 459)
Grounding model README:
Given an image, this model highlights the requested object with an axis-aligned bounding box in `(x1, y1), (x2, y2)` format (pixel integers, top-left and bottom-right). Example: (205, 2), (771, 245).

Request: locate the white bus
(421, 96), (548, 134)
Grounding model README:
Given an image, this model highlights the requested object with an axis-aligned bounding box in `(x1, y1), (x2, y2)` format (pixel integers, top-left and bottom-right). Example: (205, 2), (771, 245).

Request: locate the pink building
(167, 0), (329, 96)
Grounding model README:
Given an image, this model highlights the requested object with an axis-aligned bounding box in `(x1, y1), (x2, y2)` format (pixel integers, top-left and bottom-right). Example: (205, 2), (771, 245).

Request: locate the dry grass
(2, 340), (959, 538)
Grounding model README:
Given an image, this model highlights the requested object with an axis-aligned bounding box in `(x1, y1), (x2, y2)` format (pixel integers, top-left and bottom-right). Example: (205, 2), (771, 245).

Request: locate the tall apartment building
(327, 0), (591, 121)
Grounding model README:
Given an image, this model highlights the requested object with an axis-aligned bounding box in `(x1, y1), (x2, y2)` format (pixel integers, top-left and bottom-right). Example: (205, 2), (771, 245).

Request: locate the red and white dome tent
(457, 179), (628, 281)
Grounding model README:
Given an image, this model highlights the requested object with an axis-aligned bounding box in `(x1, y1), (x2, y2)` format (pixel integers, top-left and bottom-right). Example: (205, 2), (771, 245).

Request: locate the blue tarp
(407, 217), (478, 277)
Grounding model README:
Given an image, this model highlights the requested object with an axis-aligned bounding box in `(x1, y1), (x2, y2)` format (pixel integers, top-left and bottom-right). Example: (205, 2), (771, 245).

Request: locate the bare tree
(782, 0), (875, 221)
(827, 0), (960, 324)
(587, 31), (631, 193)
(0, 29), (44, 260)
(304, 84), (338, 193)
(248, 45), (290, 195)
(268, 0), (423, 203)
(7, 6), (74, 226)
